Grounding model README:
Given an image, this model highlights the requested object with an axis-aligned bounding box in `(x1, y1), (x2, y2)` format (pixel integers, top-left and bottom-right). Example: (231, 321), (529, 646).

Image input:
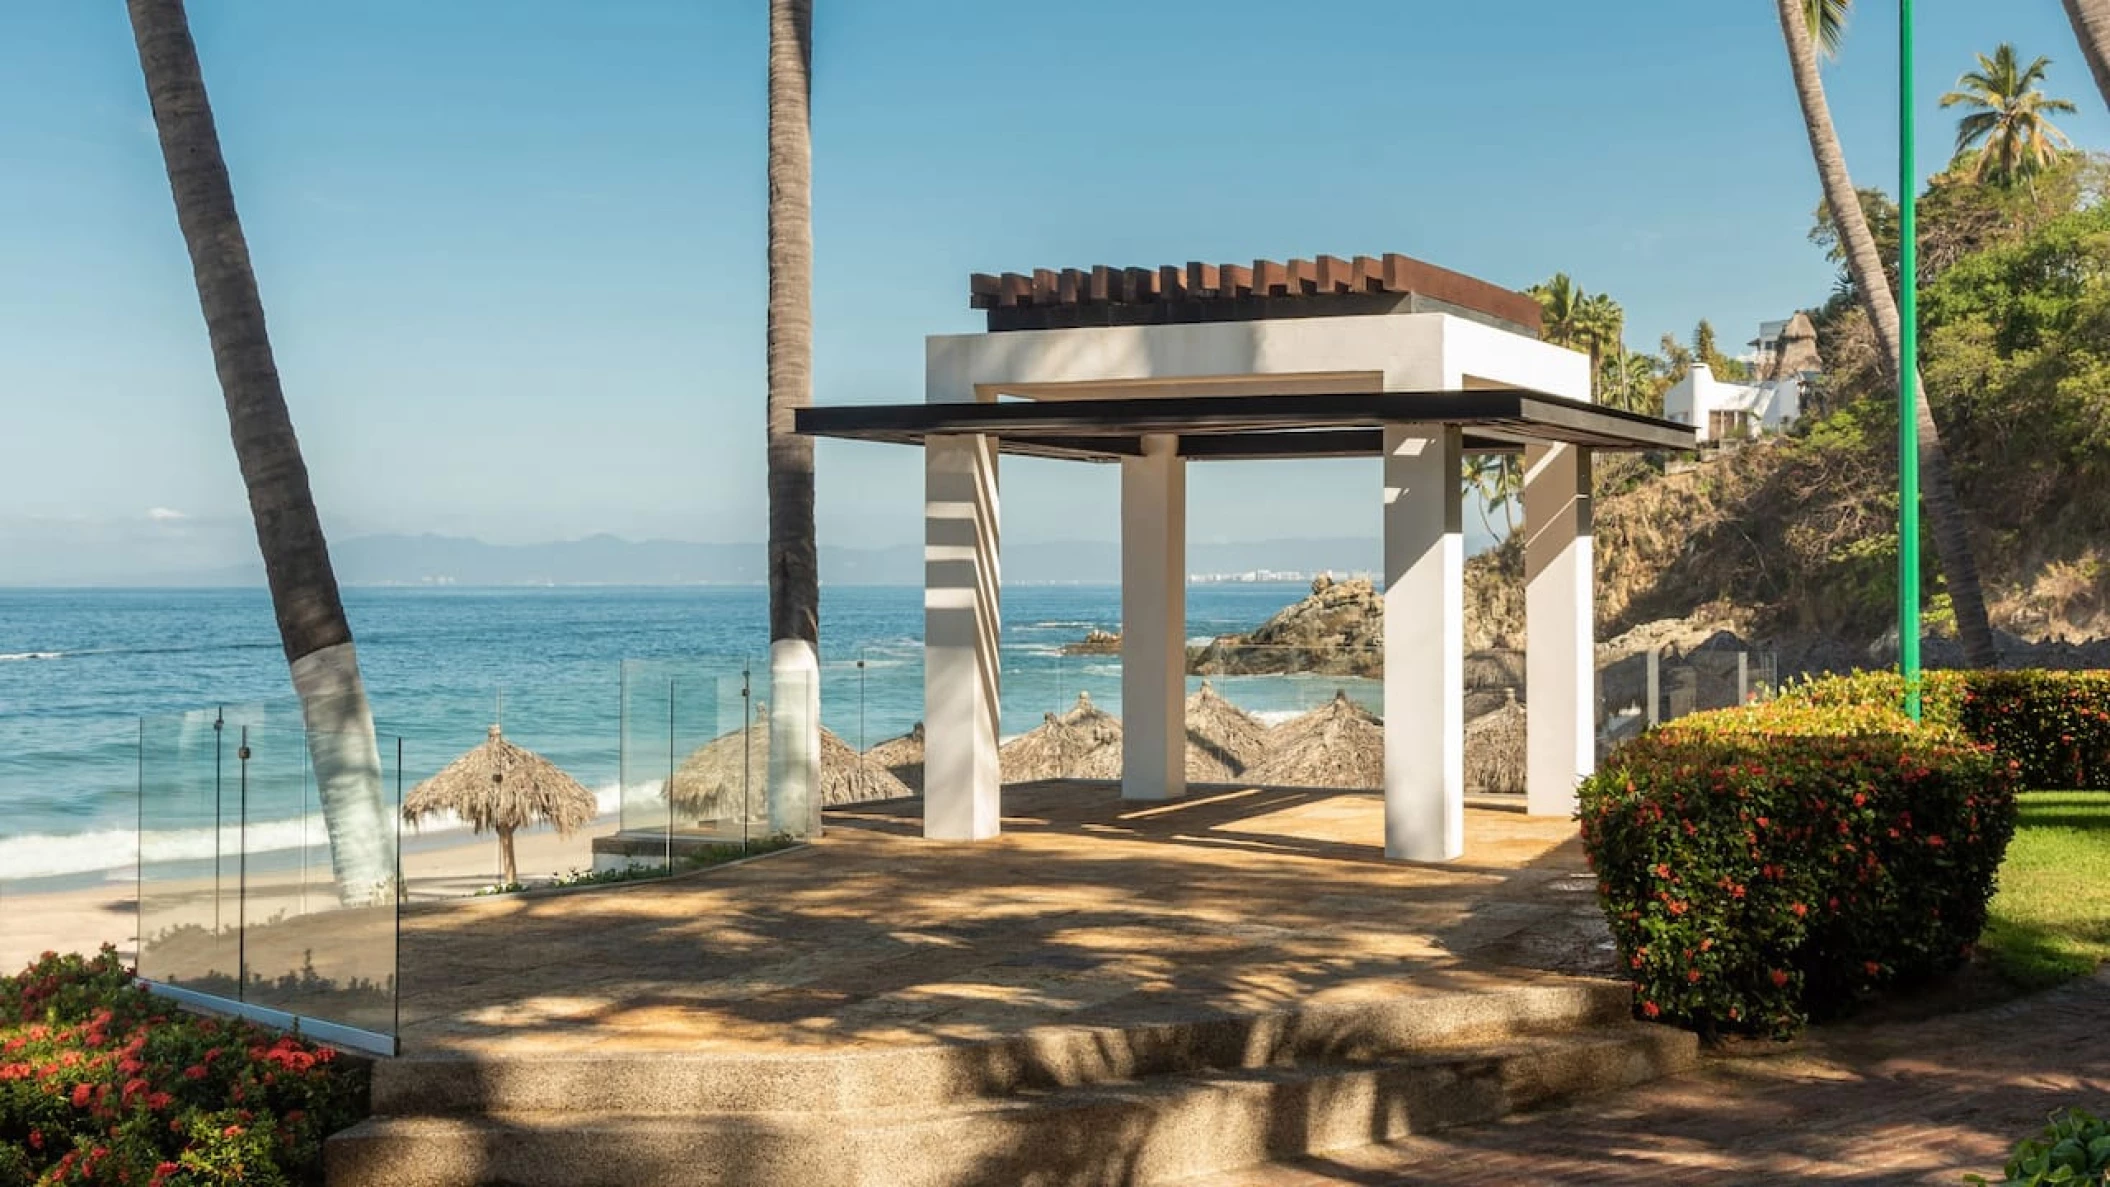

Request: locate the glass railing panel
(137, 702), (400, 1053)
(237, 719), (400, 1040)
(136, 706), (241, 996)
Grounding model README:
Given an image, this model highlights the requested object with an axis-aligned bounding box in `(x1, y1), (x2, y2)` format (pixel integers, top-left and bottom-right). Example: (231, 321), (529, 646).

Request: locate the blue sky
(3, 1), (2105, 567)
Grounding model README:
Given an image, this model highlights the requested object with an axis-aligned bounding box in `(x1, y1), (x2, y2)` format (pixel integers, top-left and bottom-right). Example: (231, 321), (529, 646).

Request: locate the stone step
(372, 978), (1635, 1117)
(327, 1022), (1697, 1187)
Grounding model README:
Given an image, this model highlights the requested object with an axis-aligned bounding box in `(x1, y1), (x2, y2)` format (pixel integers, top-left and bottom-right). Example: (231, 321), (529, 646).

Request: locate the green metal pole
(1899, 0), (1923, 721)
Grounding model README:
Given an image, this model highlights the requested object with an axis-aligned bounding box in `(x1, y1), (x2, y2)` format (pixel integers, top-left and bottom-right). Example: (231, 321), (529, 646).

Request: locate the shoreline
(0, 814), (618, 974)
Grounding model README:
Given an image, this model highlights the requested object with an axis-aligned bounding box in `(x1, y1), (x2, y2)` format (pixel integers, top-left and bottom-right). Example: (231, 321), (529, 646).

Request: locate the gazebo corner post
(1523, 442), (1596, 817)
(1382, 423), (1465, 862)
(923, 432), (1003, 841)
(1120, 433), (1188, 802)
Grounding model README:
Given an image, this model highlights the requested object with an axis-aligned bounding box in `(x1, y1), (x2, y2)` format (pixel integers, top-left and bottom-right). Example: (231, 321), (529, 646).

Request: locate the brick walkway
(1219, 969), (2110, 1185)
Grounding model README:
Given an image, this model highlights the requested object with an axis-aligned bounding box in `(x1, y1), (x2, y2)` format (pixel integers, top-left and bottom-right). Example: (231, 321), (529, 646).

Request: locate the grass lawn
(1979, 791), (2110, 991)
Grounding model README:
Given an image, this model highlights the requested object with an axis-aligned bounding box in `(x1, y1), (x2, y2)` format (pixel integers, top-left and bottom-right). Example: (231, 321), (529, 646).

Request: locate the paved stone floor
(394, 783), (1614, 1055)
(1218, 969), (2110, 1185)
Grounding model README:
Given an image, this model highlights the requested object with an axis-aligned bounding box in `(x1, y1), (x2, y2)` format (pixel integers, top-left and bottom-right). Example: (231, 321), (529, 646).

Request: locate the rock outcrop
(1191, 574), (1384, 677)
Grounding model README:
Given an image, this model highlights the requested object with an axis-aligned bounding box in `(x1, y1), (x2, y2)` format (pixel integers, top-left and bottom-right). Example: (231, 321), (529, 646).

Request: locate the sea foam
(0, 782), (626, 882)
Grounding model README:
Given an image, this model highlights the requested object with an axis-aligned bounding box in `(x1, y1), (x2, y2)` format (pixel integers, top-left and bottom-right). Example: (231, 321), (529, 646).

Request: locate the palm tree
(2059, 0), (2110, 113)
(1576, 292), (1625, 401)
(1531, 274), (1583, 348)
(1463, 454), (1521, 537)
(1776, 0), (1999, 668)
(1600, 350), (1659, 415)
(767, 0), (821, 836)
(1940, 44), (2078, 188)
(126, 0), (392, 904)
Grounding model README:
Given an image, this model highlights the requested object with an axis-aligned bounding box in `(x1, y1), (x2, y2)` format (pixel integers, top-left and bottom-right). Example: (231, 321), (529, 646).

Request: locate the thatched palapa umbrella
(402, 724), (599, 888)
(1184, 680), (1269, 783)
(669, 702), (912, 823)
(1000, 692), (1123, 783)
(1244, 691), (1385, 789)
(865, 722), (925, 792)
(1465, 689), (1526, 794)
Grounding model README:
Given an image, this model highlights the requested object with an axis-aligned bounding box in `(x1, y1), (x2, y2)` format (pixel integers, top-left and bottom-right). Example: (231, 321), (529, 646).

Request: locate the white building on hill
(1662, 313), (1820, 443)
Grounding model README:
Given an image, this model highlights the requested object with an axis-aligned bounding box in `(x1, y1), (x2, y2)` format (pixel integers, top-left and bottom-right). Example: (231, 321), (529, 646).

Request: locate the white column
(1524, 443), (1594, 817)
(1382, 425), (1463, 862)
(1121, 434), (1186, 801)
(924, 434), (1002, 840)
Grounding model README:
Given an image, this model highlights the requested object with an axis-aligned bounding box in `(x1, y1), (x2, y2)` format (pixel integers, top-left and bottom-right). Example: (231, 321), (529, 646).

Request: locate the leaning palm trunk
(2065, 0), (2110, 112)
(766, 0), (822, 837)
(128, 0), (392, 905)
(1776, 0), (1999, 670)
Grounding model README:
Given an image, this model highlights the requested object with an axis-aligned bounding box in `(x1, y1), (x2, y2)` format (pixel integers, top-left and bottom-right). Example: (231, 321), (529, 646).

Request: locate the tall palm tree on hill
(126, 0), (392, 903)
(767, 0), (821, 834)
(1576, 292), (1625, 401)
(2059, 0), (2110, 113)
(1941, 44), (2078, 188)
(1775, 0), (1999, 669)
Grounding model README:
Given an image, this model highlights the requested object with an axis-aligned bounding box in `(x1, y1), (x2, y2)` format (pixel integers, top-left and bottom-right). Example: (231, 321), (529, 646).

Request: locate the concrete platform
(335, 784), (1690, 1186)
(393, 783), (1620, 1057)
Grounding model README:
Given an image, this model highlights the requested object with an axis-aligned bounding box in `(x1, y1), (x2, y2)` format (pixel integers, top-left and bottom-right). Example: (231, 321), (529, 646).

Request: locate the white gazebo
(800, 255), (1693, 861)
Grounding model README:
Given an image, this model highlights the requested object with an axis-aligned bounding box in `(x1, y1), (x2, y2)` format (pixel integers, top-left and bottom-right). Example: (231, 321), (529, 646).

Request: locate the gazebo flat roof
(796, 389), (1695, 462)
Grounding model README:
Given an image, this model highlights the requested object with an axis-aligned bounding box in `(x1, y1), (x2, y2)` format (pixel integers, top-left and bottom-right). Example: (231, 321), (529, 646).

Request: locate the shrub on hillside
(0, 948), (366, 1187)
(1581, 704), (2019, 1038)
(1783, 669), (2110, 789)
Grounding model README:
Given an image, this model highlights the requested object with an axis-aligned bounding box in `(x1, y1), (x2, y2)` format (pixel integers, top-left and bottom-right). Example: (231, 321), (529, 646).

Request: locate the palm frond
(1803, 0), (1850, 58)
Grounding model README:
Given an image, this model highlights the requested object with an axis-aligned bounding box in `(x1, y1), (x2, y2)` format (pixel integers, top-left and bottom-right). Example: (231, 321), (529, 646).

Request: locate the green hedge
(1781, 669), (2110, 790)
(1580, 703), (2019, 1037)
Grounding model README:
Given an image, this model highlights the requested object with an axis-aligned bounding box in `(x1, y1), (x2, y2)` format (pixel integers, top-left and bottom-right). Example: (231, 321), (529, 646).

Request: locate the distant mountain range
(0, 525), (1384, 588)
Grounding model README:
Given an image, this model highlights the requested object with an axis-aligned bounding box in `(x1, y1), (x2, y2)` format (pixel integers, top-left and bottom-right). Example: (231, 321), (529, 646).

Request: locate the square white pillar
(1524, 443), (1594, 817)
(1120, 434), (1186, 802)
(924, 434), (1002, 840)
(1382, 425), (1464, 862)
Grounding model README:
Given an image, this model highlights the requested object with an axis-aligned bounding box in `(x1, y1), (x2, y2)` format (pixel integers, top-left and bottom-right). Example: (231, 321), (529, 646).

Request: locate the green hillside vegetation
(1471, 151), (2110, 651)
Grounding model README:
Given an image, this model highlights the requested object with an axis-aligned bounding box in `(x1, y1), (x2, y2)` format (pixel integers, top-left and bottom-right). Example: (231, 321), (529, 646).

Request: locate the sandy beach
(0, 815), (619, 976)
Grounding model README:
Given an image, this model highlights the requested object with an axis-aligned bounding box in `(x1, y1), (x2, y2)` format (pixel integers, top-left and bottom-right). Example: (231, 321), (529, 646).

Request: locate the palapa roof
(1184, 680), (1269, 783)
(668, 707), (913, 821)
(864, 722), (925, 793)
(402, 724), (599, 836)
(1000, 692), (1124, 783)
(1464, 690), (1526, 795)
(1244, 692), (1385, 790)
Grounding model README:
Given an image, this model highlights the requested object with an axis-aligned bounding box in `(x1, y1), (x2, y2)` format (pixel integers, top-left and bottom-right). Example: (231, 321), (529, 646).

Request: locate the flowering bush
(1782, 669), (2110, 789)
(0, 948), (366, 1186)
(1581, 705), (2019, 1038)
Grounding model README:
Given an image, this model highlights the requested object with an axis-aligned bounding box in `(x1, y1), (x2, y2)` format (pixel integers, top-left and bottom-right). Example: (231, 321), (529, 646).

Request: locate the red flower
(222, 1123), (245, 1138)
(1641, 1000), (1661, 1018)
(1864, 961), (1882, 976)
(70, 1081), (92, 1108)
(182, 1064), (207, 1080)
(1652, 863), (1671, 880)
(1791, 902), (1808, 918)
(1768, 969), (1790, 988)
(1687, 969), (1703, 983)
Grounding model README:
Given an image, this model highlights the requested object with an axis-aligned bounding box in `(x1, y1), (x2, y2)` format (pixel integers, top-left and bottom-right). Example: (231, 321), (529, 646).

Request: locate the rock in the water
(1061, 629), (1122, 656)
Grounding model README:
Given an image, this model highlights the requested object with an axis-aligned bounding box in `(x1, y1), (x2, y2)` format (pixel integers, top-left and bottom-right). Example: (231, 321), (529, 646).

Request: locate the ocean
(0, 584), (1374, 887)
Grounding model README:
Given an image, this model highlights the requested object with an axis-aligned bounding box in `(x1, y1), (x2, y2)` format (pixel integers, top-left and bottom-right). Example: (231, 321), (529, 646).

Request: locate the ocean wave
(0, 782), (625, 882)
(0, 642), (278, 664)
